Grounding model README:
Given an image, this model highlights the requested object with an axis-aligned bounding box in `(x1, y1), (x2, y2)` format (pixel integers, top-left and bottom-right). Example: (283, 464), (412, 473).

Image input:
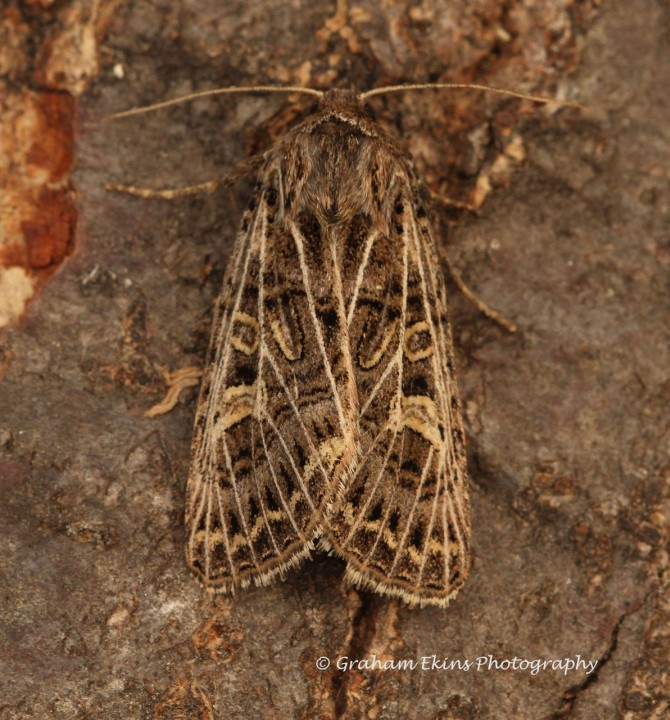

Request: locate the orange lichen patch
(0, 88), (77, 326)
(26, 92), (75, 182)
(21, 186), (77, 270)
(0, 242), (28, 269)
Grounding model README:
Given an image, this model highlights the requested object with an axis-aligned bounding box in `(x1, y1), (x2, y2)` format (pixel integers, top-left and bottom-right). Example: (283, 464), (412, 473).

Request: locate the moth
(183, 87), (470, 608)
(110, 82), (572, 607)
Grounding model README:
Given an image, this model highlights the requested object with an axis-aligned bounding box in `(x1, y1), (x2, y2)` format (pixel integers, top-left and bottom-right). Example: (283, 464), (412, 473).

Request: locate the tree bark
(1, 1), (668, 718)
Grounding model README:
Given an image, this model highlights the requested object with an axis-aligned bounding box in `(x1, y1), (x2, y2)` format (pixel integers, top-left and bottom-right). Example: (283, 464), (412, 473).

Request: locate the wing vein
(346, 229), (379, 326)
(290, 219), (349, 436)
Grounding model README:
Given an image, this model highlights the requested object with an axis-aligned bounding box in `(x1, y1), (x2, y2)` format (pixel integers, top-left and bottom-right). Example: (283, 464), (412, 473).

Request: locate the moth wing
(186, 183), (351, 591)
(326, 183), (471, 606)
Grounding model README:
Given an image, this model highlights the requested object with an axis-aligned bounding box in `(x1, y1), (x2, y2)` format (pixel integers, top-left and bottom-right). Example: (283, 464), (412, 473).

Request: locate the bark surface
(1, 1), (668, 719)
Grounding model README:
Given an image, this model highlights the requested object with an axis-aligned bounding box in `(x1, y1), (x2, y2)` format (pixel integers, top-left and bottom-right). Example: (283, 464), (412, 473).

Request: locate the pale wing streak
(188, 473), (208, 543)
(196, 431), (261, 582)
(410, 211), (453, 448)
(384, 208), (433, 577)
(395, 191), (410, 419)
(343, 423), (399, 545)
(359, 429), (408, 563)
(443, 430), (469, 566)
(416, 452), (445, 584)
(409, 209), (468, 584)
(410, 211), (469, 545)
(359, 351), (400, 418)
(200, 205), (264, 477)
(349, 193), (411, 555)
(346, 229), (379, 327)
(329, 233), (358, 422)
(227, 207), (258, 288)
(212, 477), (237, 580)
(427, 270), (469, 540)
(252, 252), (306, 544)
(203, 477), (234, 582)
(257, 409), (304, 537)
(407, 209), (456, 586)
(189, 467), (235, 580)
(444, 471), (466, 582)
(201, 205), (267, 579)
(277, 165), (286, 215)
(407, 210), (453, 475)
(442, 456), (469, 582)
(246, 365), (281, 559)
(442, 474), (452, 588)
(290, 219), (349, 435)
(359, 190), (410, 419)
(261, 344), (331, 499)
(215, 209), (268, 571)
(388, 205), (411, 539)
(388, 446), (434, 575)
(211, 206), (264, 389)
(260, 406), (321, 514)
(434, 316), (470, 537)
(220, 431), (261, 569)
(250, 193), (288, 558)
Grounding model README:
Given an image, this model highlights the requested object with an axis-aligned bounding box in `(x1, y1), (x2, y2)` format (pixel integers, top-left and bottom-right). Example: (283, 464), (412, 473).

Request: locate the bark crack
(332, 591), (383, 719)
(549, 587), (657, 719)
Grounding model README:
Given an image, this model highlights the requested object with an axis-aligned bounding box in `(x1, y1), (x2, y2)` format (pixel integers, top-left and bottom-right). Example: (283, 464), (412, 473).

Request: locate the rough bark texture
(1, 1), (668, 719)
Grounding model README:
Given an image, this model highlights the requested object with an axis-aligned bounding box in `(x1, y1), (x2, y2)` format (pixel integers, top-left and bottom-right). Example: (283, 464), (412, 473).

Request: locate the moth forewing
(185, 88), (470, 606)
(320, 141), (471, 607)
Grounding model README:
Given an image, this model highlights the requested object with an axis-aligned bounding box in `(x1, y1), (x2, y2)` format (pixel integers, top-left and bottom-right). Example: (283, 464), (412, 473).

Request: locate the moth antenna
(360, 82), (584, 110)
(104, 85), (324, 121)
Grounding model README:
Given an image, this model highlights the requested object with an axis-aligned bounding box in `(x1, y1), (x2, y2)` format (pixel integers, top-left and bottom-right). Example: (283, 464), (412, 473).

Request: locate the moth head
(319, 88), (371, 114)
(310, 88), (380, 131)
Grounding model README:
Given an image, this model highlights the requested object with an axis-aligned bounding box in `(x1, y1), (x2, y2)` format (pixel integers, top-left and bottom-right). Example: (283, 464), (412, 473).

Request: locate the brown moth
(185, 88), (471, 607)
